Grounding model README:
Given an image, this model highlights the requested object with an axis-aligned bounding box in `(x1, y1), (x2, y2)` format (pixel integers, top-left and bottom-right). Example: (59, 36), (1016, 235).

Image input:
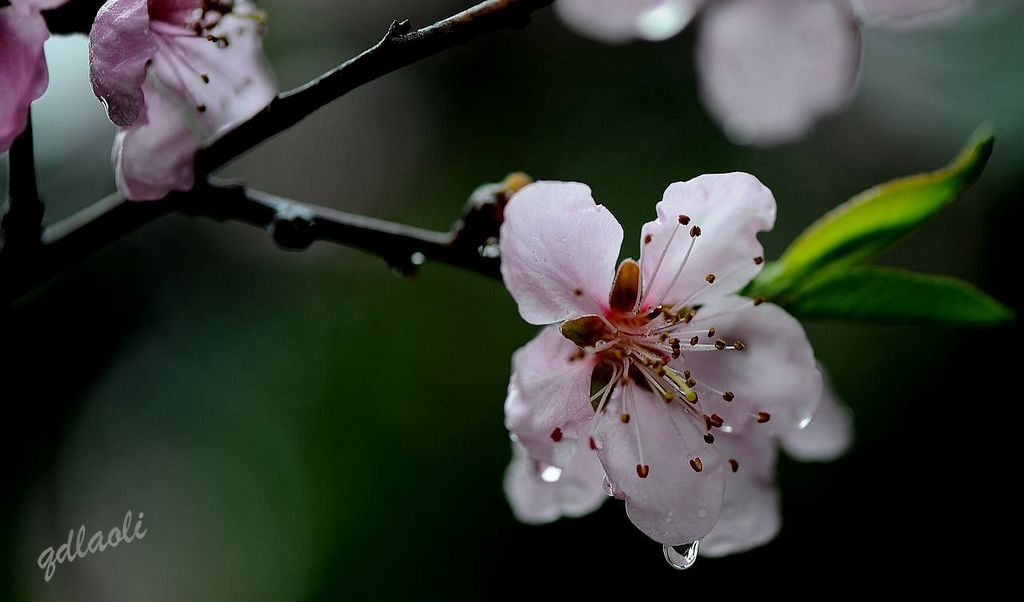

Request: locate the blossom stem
(0, 182), (502, 303)
(1, 110), (43, 252)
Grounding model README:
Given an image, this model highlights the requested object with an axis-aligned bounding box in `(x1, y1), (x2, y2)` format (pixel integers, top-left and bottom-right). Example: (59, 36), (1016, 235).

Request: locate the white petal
(504, 327), (599, 469)
(781, 374), (854, 462)
(500, 181), (624, 325)
(697, 0), (861, 146)
(639, 173), (775, 309)
(504, 441), (607, 524)
(596, 385), (724, 545)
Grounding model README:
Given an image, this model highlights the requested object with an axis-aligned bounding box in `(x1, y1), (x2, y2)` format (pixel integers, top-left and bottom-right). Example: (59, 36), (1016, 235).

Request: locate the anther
(729, 459), (739, 473)
(573, 288), (583, 296)
(550, 427), (563, 442)
(200, 73), (210, 84)
(620, 414), (631, 424)
(705, 273), (716, 284)
(589, 436), (597, 450)
(196, 104), (207, 113)
(714, 339), (727, 351)
(689, 225), (702, 238)
(703, 433), (715, 444)
(722, 391), (734, 402)
(733, 339), (746, 351)
(709, 414), (724, 428)
(707, 327), (716, 337)
(636, 464), (650, 478)
(756, 411), (771, 423)
(689, 336), (699, 347)
(753, 296), (765, 306)
(689, 458), (703, 473)
(753, 256), (764, 265)
(683, 370), (691, 379)
(678, 214), (690, 225)
(644, 234), (653, 244)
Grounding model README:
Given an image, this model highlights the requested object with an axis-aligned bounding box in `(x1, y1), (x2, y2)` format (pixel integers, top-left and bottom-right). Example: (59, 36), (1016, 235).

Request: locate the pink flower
(0, 0), (68, 152)
(555, 0), (971, 145)
(499, 175), (837, 557)
(88, 0), (276, 200)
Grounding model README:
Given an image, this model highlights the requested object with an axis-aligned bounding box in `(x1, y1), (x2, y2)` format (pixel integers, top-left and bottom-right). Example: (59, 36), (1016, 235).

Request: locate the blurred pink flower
(556, 0), (972, 145)
(0, 0), (68, 152)
(499, 175), (844, 557)
(89, 0), (276, 200)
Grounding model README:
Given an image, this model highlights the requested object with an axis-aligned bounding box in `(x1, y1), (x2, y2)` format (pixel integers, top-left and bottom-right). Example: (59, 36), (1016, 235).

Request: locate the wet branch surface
(3, 0), (552, 303)
(0, 182), (502, 303)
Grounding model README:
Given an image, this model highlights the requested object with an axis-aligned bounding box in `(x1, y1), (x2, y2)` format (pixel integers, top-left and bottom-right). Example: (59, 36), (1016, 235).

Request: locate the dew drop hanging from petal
(663, 541), (700, 570)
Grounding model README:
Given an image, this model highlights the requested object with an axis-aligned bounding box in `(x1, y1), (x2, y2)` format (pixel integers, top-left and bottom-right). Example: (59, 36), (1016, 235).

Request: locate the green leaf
(778, 267), (1014, 325)
(749, 128), (994, 298)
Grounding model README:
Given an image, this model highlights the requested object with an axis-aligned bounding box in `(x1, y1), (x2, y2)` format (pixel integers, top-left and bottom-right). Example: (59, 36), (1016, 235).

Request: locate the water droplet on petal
(539, 464), (562, 483)
(410, 252), (426, 266)
(797, 415), (813, 430)
(601, 474), (615, 497)
(663, 540), (700, 570)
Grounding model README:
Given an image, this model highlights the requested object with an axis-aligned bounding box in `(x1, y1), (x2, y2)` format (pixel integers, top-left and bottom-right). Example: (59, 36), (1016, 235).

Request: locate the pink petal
(555, 0), (702, 44)
(13, 0), (71, 9)
(700, 431), (780, 557)
(113, 9), (276, 200)
(855, 0), (974, 30)
(149, 7), (276, 129)
(0, 5), (50, 152)
(505, 327), (599, 469)
(685, 296), (823, 436)
(780, 374), (853, 461)
(500, 181), (624, 325)
(88, 0), (159, 127)
(504, 441), (607, 524)
(595, 385), (725, 545)
(638, 173), (775, 309)
(697, 0), (861, 146)
(112, 81), (199, 200)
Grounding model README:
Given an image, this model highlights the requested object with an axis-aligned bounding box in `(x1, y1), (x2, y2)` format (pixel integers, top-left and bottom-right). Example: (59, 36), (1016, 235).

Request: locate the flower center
(560, 216), (771, 479)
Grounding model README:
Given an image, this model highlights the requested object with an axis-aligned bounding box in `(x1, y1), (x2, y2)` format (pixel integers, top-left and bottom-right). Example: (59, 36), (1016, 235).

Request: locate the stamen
(756, 411), (771, 423)
(753, 256), (764, 265)
(733, 339), (746, 351)
(703, 433), (715, 444)
(689, 458), (703, 472)
(753, 296), (765, 306)
(550, 427), (563, 442)
(729, 459), (739, 472)
(722, 391), (734, 402)
(636, 464), (650, 478)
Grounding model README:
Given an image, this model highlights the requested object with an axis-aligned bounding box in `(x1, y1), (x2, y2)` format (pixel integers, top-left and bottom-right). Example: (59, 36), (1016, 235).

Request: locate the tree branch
(197, 0), (553, 174)
(0, 178), (518, 304)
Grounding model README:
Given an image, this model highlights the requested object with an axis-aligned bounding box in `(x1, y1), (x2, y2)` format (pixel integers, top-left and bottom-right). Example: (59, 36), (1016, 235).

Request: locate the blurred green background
(2, 0), (1021, 597)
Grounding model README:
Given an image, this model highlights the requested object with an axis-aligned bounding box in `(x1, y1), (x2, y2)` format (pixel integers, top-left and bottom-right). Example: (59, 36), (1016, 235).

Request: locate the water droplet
(539, 464), (562, 483)
(601, 474), (615, 497)
(663, 540), (700, 570)
(410, 252), (426, 266)
(797, 415), (813, 430)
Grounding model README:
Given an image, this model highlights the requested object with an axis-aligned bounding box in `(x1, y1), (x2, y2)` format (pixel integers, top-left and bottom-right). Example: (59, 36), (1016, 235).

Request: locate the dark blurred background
(2, 0), (1021, 597)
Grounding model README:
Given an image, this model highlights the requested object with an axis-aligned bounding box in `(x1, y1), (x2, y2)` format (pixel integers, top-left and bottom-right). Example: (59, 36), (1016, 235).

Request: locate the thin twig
(197, 0), (553, 174)
(4, 0), (551, 303)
